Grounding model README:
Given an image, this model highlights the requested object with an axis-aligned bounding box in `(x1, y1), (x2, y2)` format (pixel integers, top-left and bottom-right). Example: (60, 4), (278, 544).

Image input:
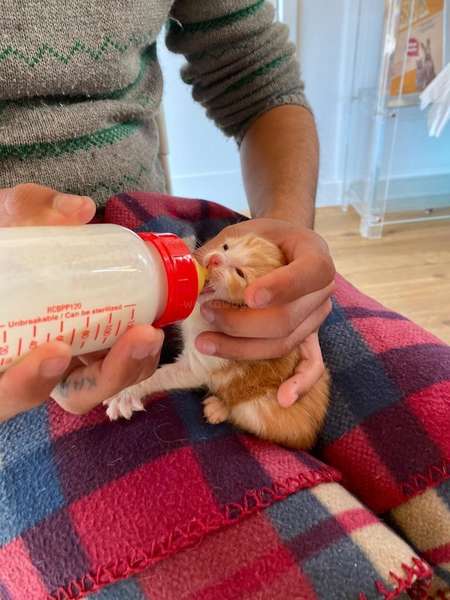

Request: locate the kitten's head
(201, 233), (285, 304)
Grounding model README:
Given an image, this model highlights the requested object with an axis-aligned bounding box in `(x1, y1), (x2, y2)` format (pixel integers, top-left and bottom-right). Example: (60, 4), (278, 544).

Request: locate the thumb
(244, 263), (299, 308)
(245, 256), (335, 309)
(0, 184), (96, 226)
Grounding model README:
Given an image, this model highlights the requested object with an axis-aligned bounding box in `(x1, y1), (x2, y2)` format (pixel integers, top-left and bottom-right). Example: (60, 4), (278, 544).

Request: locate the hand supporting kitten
(105, 233), (330, 450)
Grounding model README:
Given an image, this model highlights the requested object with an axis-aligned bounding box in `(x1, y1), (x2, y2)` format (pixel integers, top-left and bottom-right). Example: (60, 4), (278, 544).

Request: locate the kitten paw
(203, 396), (229, 425)
(104, 391), (145, 421)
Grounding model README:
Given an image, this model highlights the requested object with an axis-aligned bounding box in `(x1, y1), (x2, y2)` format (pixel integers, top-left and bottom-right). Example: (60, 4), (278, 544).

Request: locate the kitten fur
(105, 233), (330, 450)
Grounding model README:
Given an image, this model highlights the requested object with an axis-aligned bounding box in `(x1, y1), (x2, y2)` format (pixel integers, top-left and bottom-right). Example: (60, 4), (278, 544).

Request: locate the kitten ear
(182, 234), (197, 252)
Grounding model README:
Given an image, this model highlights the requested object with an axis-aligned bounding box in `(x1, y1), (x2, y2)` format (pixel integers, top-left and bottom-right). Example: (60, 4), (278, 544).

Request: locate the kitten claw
(203, 396), (229, 425)
(104, 391), (145, 421)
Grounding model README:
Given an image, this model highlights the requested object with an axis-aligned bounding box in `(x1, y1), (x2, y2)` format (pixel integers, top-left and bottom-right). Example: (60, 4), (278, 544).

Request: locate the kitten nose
(207, 253), (223, 268)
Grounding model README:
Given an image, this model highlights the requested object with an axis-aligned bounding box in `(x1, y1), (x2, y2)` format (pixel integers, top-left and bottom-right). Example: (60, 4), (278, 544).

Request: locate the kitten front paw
(104, 390), (145, 421)
(203, 396), (229, 425)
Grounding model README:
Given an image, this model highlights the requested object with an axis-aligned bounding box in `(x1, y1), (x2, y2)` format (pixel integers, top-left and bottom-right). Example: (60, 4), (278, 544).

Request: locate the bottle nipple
(194, 259), (208, 294)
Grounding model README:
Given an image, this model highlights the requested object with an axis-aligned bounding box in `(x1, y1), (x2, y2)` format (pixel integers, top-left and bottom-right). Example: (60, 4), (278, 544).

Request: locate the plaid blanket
(0, 192), (449, 599)
(87, 482), (432, 600)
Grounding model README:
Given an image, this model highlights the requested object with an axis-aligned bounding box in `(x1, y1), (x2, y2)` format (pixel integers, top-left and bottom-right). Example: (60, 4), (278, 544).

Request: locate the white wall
(160, 1), (302, 212)
(299, 0), (354, 206)
(159, 46), (245, 209)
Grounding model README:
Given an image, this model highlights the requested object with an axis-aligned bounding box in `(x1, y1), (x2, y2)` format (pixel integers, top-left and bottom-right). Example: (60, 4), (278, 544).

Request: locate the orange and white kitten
(105, 234), (330, 450)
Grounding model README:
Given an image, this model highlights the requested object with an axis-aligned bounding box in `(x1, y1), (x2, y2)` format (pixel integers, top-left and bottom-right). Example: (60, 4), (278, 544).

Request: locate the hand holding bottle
(0, 184), (164, 421)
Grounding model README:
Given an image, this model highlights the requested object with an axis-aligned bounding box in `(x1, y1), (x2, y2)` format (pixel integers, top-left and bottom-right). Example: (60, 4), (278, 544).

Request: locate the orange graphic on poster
(388, 0), (444, 104)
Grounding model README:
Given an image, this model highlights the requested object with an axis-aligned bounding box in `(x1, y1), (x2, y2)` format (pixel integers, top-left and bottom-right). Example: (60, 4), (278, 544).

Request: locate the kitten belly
(180, 304), (229, 380)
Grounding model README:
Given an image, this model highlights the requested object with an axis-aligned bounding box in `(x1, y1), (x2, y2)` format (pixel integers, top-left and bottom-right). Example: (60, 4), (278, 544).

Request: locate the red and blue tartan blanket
(0, 192), (449, 600)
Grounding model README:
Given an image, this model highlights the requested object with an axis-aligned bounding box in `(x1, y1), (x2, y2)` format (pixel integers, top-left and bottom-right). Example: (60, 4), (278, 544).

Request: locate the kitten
(104, 234), (330, 450)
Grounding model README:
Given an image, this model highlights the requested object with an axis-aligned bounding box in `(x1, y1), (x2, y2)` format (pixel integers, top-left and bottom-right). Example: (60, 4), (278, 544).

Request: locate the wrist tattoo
(57, 376), (97, 397)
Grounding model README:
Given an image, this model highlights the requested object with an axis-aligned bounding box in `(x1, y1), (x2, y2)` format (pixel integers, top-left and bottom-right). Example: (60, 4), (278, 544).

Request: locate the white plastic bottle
(0, 225), (206, 372)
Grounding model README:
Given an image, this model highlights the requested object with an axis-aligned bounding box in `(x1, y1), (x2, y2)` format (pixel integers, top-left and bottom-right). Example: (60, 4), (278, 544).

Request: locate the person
(0, 1), (335, 422)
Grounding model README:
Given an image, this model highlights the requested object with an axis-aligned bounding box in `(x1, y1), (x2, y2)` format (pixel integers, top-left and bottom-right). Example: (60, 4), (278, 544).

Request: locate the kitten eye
(223, 244), (229, 251)
(235, 267), (245, 279)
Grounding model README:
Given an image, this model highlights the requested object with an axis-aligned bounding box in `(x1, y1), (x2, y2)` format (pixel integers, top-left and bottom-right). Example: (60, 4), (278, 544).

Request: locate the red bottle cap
(138, 232), (199, 327)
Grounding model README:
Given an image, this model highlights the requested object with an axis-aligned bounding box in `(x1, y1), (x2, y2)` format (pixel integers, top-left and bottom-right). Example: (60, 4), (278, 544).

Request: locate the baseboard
(317, 181), (343, 207)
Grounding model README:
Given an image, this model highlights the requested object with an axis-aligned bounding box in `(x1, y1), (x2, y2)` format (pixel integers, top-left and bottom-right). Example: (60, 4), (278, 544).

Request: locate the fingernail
(40, 357), (71, 378)
(252, 288), (272, 308)
(131, 342), (160, 360)
(197, 340), (216, 355)
(201, 305), (215, 324)
(53, 194), (91, 216)
(3, 190), (18, 216)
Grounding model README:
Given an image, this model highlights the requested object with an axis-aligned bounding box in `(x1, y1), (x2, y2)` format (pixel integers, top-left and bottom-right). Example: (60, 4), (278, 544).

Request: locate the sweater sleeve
(166, 0), (310, 142)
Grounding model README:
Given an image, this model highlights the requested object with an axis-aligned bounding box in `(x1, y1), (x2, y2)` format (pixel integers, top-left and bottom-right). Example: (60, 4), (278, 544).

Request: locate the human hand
(195, 218), (335, 406)
(0, 184), (164, 421)
(0, 183), (96, 227)
(50, 325), (164, 416)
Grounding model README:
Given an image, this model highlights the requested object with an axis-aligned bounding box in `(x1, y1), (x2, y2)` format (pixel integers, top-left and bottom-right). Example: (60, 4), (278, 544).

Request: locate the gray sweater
(0, 0), (308, 206)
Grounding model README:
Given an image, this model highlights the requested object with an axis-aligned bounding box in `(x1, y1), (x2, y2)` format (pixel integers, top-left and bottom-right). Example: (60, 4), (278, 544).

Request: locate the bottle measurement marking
(115, 320), (122, 337)
(102, 325), (112, 345)
(124, 304), (137, 321)
(2, 303), (138, 364)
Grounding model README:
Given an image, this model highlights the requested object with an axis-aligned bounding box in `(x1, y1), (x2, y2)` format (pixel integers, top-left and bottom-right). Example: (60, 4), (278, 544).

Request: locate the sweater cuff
(235, 93), (313, 146)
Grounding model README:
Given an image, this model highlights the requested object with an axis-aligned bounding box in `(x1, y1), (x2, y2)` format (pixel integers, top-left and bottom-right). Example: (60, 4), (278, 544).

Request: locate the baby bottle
(0, 225), (207, 372)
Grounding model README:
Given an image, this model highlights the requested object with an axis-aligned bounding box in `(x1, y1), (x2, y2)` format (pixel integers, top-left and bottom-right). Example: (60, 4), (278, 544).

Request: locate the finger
(196, 301), (331, 360)
(277, 334), (325, 407)
(0, 184), (96, 226)
(0, 342), (72, 422)
(51, 325), (164, 414)
(77, 350), (109, 366)
(201, 286), (333, 338)
(245, 258), (336, 308)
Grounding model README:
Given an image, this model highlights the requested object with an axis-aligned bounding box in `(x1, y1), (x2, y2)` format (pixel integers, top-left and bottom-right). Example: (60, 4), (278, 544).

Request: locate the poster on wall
(387, 0), (446, 106)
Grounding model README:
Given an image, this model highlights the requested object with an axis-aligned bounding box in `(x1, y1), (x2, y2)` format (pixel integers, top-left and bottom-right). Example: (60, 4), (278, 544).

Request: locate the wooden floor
(315, 207), (450, 344)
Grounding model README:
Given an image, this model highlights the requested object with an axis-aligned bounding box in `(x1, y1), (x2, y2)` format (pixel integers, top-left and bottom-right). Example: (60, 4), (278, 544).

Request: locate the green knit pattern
(75, 163), (151, 198)
(1, 44), (156, 117)
(169, 0), (265, 34)
(0, 33), (151, 67)
(226, 54), (290, 92)
(0, 122), (140, 161)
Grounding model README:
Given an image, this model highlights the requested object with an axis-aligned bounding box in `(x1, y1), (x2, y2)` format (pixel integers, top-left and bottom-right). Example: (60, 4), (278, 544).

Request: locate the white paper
(420, 62), (450, 137)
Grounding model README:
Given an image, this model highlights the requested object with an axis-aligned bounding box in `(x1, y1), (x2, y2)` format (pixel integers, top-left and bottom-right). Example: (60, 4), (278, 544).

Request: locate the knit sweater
(0, 0), (308, 206)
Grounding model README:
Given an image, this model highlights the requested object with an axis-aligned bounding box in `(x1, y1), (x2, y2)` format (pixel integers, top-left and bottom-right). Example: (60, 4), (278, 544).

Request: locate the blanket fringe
(402, 461), (450, 499)
(359, 558), (432, 600)
(48, 466), (339, 600)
